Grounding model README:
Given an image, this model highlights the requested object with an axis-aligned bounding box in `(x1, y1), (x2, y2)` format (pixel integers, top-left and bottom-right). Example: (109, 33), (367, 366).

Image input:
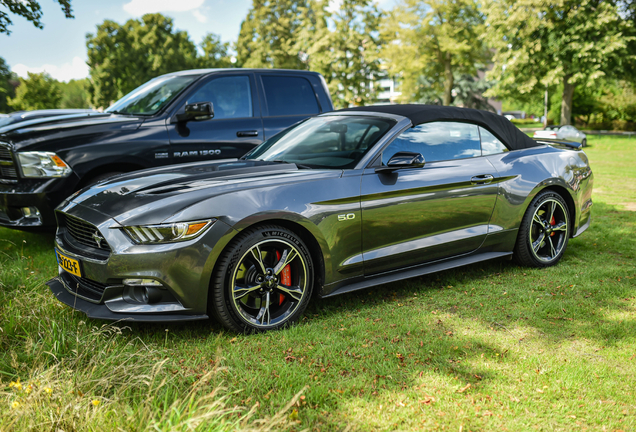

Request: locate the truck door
(167, 73), (264, 162)
(256, 73), (322, 140)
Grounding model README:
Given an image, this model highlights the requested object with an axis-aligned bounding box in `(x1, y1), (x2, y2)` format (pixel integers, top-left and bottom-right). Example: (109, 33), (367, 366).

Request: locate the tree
(0, 56), (18, 113)
(483, 0), (634, 125)
(297, 0), (383, 108)
(7, 72), (61, 111)
(59, 78), (89, 108)
(236, 0), (309, 69)
(1, 0), (73, 34)
(381, 0), (489, 105)
(86, 14), (198, 109)
(198, 33), (233, 68)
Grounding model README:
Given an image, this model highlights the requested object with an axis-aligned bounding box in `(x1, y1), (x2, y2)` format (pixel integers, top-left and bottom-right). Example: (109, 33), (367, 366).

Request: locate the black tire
(513, 190), (571, 267)
(581, 138), (587, 147)
(210, 225), (314, 333)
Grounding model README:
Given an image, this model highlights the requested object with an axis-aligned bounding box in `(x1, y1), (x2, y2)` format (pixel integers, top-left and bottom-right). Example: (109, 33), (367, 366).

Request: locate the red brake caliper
(550, 216), (556, 236)
(275, 251), (291, 305)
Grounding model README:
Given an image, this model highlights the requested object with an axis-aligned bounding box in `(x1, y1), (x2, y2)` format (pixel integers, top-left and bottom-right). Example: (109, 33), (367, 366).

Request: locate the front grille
(0, 146), (11, 160)
(0, 143), (17, 180)
(60, 213), (111, 252)
(61, 271), (107, 302)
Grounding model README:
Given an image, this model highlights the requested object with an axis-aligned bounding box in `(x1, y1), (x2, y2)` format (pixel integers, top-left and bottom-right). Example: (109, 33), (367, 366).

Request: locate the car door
(167, 73), (263, 162)
(360, 121), (500, 275)
(256, 73), (322, 140)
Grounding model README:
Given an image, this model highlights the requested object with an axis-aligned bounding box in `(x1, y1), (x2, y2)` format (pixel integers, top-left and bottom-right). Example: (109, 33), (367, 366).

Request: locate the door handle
(237, 130), (259, 137)
(471, 174), (494, 185)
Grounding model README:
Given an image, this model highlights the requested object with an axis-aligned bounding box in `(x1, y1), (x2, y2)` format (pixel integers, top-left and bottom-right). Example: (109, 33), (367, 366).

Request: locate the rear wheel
(514, 191), (570, 267)
(581, 138), (587, 147)
(210, 225), (314, 333)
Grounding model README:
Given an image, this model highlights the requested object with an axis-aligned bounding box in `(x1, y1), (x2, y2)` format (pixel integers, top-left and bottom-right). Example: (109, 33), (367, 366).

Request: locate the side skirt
(321, 251), (512, 298)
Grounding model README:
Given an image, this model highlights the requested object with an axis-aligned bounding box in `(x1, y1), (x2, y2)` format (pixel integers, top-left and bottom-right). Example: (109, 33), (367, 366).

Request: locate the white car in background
(534, 125), (587, 147)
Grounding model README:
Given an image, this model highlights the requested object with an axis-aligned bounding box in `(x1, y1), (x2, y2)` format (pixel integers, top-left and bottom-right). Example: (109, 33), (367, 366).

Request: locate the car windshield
(245, 115), (395, 169)
(106, 75), (199, 116)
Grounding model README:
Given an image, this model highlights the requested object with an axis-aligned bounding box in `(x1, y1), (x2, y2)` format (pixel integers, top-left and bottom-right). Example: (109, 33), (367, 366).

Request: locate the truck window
(189, 76), (253, 119)
(262, 76), (320, 117)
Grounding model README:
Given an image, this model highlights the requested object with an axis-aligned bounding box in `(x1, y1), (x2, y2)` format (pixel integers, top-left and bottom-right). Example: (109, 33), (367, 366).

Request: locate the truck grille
(60, 213), (111, 252)
(61, 271), (107, 302)
(0, 142), (17, 180)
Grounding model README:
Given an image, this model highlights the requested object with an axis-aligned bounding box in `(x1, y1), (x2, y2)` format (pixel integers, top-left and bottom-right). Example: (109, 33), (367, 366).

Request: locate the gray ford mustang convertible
(47, 105), (594, 332)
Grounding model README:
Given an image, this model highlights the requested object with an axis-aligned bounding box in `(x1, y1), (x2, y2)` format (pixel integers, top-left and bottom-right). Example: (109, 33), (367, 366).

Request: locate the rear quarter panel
(486, 145), (593, 238)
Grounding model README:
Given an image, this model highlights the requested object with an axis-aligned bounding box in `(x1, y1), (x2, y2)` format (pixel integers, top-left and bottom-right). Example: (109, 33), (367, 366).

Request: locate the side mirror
(177, 102), (214, 122)
(375, 151), (425, 173)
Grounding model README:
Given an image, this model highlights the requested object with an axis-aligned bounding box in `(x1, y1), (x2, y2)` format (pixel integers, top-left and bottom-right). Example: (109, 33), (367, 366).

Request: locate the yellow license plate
(55, 250), (82, 277)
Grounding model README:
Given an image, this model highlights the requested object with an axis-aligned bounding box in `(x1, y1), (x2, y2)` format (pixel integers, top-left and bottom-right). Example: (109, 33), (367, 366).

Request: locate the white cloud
(192, 9), (207, 23)
(11, 57), (89, 82)
(123, 0), (206, 16)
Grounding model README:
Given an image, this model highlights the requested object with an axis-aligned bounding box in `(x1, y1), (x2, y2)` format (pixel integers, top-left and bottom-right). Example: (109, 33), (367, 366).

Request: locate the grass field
(0, 136), (634, 431)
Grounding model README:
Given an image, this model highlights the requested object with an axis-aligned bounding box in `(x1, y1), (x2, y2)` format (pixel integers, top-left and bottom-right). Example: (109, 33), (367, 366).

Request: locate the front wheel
(210, 225), (314, 333)
(514, 191), (570, 267)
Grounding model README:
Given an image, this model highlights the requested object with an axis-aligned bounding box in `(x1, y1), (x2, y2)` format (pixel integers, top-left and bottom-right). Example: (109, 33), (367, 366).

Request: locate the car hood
(65, 160), (342, 226)
(0, 112), (143, 149)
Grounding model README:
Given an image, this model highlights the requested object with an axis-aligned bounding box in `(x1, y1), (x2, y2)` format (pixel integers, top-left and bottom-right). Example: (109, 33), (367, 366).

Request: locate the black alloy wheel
(514, 191), (570, 267)
(210, 225), (314, 332)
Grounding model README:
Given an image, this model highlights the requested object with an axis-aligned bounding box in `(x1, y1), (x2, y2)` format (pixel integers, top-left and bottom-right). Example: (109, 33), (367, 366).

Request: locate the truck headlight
(17, 152), (72, 178)
(122, 220), (214, 244)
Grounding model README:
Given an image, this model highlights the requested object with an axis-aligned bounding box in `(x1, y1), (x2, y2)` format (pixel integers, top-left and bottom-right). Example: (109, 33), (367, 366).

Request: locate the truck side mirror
(177, 102), (214, 122)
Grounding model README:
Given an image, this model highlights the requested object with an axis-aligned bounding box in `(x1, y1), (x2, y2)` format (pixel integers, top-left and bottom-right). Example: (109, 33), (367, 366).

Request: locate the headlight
(17, 151), (72, 178)
(122, 219), (214, 244)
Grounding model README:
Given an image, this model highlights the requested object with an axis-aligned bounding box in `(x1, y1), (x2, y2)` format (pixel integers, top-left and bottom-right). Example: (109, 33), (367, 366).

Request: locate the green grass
(0, 135), (635, 430)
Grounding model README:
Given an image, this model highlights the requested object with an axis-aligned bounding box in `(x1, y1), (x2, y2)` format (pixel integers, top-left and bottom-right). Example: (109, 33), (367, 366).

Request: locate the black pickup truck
(0, 69), (333, 228)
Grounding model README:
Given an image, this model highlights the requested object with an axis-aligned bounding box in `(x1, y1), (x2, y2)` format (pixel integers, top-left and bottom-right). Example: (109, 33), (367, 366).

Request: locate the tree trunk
(560, 75), (575, 125)
(443, 51), (453, 106)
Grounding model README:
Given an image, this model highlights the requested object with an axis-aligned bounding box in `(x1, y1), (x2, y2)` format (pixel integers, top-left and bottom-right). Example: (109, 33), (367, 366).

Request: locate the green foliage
(381, 0), (489, 106)
(198, 33), (233, 69)
(298, 0), (383, 108)
(0, 56), (18, 113)
(484, 0), (634, 125)
(7, 72), (61, 111)
(0, 0), (72, 34)
(236, 0), (309, 69)
(59, 78), (89, 109)
(451, 73), (496, 111)
(86, 14), (198, 109)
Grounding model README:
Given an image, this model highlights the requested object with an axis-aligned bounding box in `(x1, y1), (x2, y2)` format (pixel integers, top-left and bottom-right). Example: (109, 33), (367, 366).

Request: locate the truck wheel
(210, 225), (314, 333)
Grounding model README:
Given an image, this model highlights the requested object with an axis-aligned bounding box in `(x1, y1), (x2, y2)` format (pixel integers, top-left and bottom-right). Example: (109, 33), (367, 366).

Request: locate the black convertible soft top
(339, 104), (540, 151)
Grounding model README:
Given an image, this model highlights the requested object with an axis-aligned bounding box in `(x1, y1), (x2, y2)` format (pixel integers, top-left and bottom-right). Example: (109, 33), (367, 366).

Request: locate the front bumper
(47, 277), (208, 322)
(0, 176), (79, 228)
(48, 203), (236, 322)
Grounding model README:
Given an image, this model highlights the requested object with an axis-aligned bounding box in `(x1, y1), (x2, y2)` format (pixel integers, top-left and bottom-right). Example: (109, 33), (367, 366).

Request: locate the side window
(479, 127), (509, 155)
(262, 76), (320, 116)
(382, 121), (481, 165)
(188, 76), (252, 120)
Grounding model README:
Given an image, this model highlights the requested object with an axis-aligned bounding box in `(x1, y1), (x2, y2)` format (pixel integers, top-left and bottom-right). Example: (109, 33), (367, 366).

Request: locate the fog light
(21, 206), (40, 218)
(123, 278), (163, 287)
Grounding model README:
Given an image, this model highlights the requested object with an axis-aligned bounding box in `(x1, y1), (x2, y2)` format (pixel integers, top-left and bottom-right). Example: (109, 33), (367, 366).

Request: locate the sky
(1, 0), (396, 83)
(1, 0), (253, 82)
